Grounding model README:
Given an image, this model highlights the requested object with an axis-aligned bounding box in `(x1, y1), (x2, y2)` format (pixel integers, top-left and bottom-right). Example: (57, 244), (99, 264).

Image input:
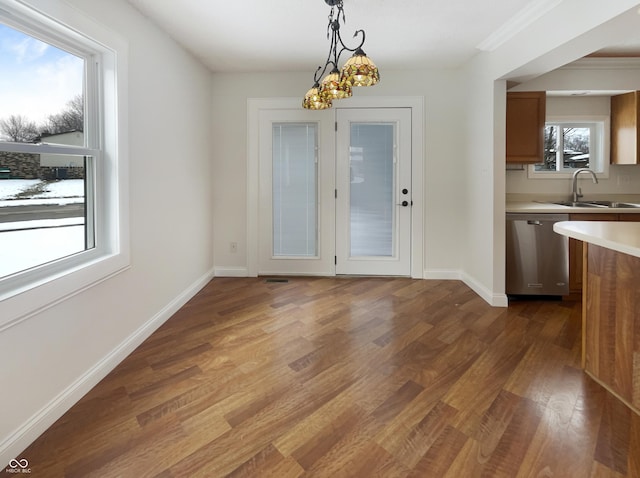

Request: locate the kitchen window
(0, 0), (129, 327)
(528, 116), (609, 178)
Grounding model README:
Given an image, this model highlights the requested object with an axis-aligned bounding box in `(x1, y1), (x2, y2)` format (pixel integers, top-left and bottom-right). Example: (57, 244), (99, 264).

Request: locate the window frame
(527, 115), (610, 179)
(0, 0), (129, 330)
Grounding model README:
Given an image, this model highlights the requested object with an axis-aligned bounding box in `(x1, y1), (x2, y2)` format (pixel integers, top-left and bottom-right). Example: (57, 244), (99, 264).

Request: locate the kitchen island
(554, 221), (640, 416)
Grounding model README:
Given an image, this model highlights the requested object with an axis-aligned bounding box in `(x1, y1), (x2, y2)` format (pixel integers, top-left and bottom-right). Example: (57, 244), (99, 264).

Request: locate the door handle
(527, 220), (542, 225)
(397, 200), (409, 207)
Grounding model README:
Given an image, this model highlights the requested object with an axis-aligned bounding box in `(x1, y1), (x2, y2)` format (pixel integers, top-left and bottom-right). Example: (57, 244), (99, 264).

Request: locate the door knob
(398, 200), (409, 207)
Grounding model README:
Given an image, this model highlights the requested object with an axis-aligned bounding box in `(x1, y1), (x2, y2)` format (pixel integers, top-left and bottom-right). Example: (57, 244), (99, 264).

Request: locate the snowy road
(0, 202), (84, 223)
(0, 179), (86, 277)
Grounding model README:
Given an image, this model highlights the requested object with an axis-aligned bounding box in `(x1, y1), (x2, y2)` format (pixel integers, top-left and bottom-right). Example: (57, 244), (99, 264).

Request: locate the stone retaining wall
(0, 152), (84, 179)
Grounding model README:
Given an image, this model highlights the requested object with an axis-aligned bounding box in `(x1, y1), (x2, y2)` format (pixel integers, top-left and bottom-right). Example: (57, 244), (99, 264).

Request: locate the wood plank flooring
(16, 278), (640, 477)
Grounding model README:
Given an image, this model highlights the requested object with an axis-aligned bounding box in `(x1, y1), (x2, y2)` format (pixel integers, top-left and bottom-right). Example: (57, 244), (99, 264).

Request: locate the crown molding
(560, 57), (640, 69)
(476, 0), (563, 52)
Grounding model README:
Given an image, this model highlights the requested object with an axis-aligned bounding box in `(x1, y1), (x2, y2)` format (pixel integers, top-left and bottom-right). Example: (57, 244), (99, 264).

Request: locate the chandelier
(302, 0), (380, 110)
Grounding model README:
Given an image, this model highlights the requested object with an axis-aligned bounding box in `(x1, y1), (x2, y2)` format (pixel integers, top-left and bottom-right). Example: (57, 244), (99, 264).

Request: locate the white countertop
(506, 194), (640, 214)
(554, 221), (640, 259)
(507, 200), (640, 214)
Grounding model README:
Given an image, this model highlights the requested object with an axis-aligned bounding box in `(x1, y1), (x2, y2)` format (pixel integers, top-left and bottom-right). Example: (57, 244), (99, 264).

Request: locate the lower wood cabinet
(583, 243), (640, 415)
(568, 213), (640, 295)
(617, 213), (640, 222)
(568, 214), (617, 295)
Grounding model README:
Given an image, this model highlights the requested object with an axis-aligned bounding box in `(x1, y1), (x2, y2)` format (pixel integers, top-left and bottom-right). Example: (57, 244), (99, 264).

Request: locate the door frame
(247, 96), (424, 278)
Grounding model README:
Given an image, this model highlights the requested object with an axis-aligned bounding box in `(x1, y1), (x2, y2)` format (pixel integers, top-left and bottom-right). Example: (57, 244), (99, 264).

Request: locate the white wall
(0, 0), (213, 464)
(211, 69), (466, 279)
(457, 59), (508, 303)
(509, 58), (640, 93)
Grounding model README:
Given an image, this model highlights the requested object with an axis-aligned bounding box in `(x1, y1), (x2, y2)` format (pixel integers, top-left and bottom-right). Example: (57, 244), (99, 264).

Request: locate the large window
(0, 21), (95, 279)
(528, 117), (609, 178)
(0, 0), (128, 327)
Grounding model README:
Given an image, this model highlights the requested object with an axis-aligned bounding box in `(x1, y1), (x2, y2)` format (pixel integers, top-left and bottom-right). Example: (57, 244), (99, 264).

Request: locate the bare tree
(0, 115), (40, 142)
(43, 94), (84, 135)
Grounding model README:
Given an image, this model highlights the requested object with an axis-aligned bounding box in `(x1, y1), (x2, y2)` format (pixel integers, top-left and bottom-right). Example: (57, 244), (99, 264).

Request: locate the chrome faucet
(571, 168), (598, 202)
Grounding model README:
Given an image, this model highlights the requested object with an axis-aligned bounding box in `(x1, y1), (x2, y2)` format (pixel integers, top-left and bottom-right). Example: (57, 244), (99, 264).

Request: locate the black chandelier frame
(311, 0), (368, 87)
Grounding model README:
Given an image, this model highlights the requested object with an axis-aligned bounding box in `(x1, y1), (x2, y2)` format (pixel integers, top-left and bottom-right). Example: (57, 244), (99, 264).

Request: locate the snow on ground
(0, 179), (41, 200)
(0, 179), (84, 208)
(0, 179), (86, 277)
(0, 225), (85, 277)
(33, 179), (85, 199)
(0, 179), (84, 203)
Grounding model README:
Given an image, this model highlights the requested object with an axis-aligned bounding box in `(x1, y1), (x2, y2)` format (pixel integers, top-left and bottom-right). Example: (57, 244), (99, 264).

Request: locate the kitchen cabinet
(583, 243), (640, 415)
(568, 213), (640, 295)
(610, 91), (640, 165)
(506, 91), (546, 164)
(617, 213), (640, 222)
(554, 222), (640, 416)
(568, 213), (617, 295)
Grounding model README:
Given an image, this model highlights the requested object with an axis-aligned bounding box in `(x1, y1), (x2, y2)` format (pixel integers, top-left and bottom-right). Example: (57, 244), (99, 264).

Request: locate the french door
(258, 109), (335, 275)
(257, 107), (412, 276)
(335, 108), (412, 276)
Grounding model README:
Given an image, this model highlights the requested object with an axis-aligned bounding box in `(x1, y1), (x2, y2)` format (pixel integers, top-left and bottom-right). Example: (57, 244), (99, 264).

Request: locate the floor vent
(265, 278), (289, 283)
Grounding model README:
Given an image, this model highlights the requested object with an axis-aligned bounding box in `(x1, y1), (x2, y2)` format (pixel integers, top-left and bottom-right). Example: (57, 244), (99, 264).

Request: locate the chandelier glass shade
(341, 49), (380, 87)
(303, 83), (333, 110)
(320, 68), (352, 100)
(302, 0), (379, 110)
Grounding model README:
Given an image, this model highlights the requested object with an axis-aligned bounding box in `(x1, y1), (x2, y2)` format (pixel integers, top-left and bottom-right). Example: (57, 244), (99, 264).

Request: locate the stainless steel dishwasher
(506, 213), (569, 296)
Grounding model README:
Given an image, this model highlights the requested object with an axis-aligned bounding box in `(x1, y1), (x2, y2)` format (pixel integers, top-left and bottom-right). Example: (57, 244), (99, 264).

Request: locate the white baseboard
(459, 271), (508, 307)
(0, 268), (215, 467)
(214, 266), (249, 277)
(424, 269), (508, 307)
(423, 269), (462, 280)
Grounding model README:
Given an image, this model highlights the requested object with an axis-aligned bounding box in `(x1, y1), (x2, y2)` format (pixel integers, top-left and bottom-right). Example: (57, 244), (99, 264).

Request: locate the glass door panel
(257, 108), (335, 276)
(349, 123), (395, 257)
(272, 123), (318, 257)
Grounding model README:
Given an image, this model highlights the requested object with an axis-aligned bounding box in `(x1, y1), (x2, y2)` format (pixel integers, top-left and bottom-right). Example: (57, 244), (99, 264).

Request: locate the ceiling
(125, 0), (552, 73)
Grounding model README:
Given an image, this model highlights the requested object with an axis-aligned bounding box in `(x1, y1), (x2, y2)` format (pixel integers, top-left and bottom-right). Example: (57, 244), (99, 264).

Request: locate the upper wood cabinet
(506, 91), (546, 164)
(611, 91), (640, 165)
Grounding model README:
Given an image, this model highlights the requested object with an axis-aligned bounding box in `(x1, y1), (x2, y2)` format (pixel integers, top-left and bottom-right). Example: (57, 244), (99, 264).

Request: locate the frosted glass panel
(272, 123), (318, 256)
(349, 123), (395, 257)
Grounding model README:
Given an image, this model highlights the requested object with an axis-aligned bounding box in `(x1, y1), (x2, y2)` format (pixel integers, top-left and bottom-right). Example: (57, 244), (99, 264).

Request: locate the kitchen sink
(551, 200), (640, 208)
(583, 200), (640, 208)
(552, 201), (600, 207)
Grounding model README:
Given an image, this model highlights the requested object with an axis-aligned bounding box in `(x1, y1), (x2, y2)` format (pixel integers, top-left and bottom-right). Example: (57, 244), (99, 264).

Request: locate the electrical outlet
(230, 242), (238, 253)
(618, 175), (631, 186)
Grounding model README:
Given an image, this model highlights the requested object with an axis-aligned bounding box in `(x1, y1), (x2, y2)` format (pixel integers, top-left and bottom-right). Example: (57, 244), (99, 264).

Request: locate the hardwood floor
(17, 278), (640, 477)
